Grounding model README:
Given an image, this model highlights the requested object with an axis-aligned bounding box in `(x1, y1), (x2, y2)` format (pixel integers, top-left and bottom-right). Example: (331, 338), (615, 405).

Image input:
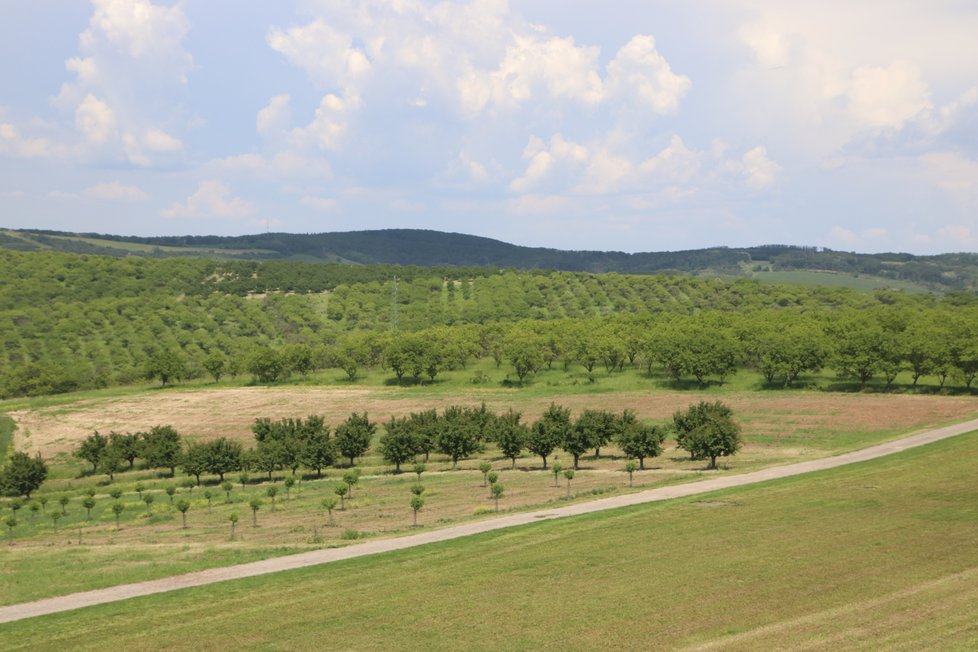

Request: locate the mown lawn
(7, 432), (978, 650)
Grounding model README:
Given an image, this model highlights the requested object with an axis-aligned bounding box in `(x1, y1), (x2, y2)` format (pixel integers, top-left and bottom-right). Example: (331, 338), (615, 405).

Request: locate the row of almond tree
(63, 402), (741, 499)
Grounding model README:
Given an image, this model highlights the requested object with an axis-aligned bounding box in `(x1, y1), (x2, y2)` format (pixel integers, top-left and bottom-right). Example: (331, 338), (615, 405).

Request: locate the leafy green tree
(266, 486), (278, 512)
(301, 421), (335, 478)
(551, 462), (563, 487)
(284, 344), (315, 377)
(176, 499), (190, 528)
(58, 495), (69, 514)
(506, 333), (545, 383)
(617, 411), (665, 470)
(204, 489), (213, 512)
(249, 497), (262, 526)
(247, 348), (287, 384)
(165, 485), (176, 503)
(379, 416), (419, 472)
(146, 348), (186, 387)
(205, 437), (242, 481)
(250, 445), (280, 481)
(529, 403), (570, 470)
(563, 469), (575, 497)
(494, 410), (527, 468)
(111, 502), (124, 529)
(221, 480), (233, 502)
(283, 476), (296, 500)
(436, 406), (484, 468)
(109, 488), (123, 500)
(229, 512), (239, 538)
(624, 460), (638, 486)
(413, 462), (426, 480)
(479, 462), (492, 487)
(342, 470), (360, 499)
(203, 351), (226, 383)
(76, 431), (108, 474)
(101, 446), (124, 482)
(143, 493), (154, 514)
(407, 409), (438, 462)
(673, 401), (742, 469)
(334, 413), (375, 466)
(108, 432), (141, 470)
(0, 451), (48, 497)
(334, 483), (348, 510)
(490, 482), (504, 511)
(181, 441), (209, 485)
(410, 494), (425, 526)
(141, 425), (182, 476)
(321, 497), (337, 526)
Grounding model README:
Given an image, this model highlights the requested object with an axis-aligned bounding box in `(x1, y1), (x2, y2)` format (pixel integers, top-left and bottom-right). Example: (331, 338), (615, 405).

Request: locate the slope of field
(12, 386), (978, 459)
(8, 227), (978, 290)
(7, 430), (978, 650)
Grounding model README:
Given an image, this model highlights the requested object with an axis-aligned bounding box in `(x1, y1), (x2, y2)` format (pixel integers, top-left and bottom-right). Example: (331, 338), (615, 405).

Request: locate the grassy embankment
(2, 369), (977, 607)
(6, 430), (978, 650)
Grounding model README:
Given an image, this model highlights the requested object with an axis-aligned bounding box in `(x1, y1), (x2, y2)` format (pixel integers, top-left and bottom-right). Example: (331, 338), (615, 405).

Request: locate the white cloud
(38, 0), (195, 165)
(161, 181), (255, 219)
(82, 0), (191, 62)
(257, 94), (293, 137)
(847, 61), (932, 129)
(741, 146), (780, 189)
(75, 94), (118, 145)
(605, 35), (691, 113)
(0, 122), (65, 158)
(509, 134), (588, 192)
(83, 180), (148, 201)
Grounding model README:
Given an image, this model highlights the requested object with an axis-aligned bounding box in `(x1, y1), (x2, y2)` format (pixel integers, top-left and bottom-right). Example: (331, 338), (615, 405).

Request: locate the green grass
(0, 414), (14, 460)
(752, 269), (934, 294)
(7, 432), (978, 650)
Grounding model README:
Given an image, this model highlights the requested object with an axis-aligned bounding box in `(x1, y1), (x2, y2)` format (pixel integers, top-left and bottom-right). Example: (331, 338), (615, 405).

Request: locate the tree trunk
(639, 457), (645, 470)
(573, 453), (580, 470)
(709, 455), (717, 469)
(541, 455), (548, 470)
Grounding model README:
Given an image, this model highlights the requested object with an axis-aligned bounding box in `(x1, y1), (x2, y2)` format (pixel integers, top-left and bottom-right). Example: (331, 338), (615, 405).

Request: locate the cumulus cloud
(0, 122), (66, 158)
(847, 61), (932, 129)
(83, 180), (148, 201)
(161, 181), (255, 219)
(47, 0), (194, 165)
(740, 146), (780, 189)
(510, 131), (774, 197)
(605, 36), (691, 113)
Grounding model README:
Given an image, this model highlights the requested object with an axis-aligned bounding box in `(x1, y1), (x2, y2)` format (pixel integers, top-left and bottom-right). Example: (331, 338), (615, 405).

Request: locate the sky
(1, 1), (978, 254)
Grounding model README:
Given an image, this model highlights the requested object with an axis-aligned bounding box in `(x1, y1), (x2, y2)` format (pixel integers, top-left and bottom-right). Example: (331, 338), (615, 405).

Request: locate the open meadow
(6, 426), (978, 650)
(3, 375), (977, 608)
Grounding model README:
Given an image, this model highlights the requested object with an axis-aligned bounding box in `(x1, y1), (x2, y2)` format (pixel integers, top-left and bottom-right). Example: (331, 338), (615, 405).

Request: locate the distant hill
(5, 227), (978, 291)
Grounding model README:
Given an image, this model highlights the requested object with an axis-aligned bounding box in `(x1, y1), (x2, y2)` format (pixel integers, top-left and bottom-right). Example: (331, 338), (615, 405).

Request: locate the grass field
(751, 269), (934, 294)
(2, 377), (977, 608)
(6, 430), (978, 650)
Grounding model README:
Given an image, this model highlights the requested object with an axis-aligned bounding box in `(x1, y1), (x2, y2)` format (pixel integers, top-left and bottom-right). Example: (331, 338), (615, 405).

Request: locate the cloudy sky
(2, 1), (977, 253)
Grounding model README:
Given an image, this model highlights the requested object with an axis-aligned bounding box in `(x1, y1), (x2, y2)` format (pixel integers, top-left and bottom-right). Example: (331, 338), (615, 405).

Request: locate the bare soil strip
(2, 416), (977, 625)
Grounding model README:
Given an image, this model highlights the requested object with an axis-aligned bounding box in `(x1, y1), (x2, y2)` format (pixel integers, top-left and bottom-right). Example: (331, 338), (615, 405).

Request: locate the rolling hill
(4, 227), (978, 291)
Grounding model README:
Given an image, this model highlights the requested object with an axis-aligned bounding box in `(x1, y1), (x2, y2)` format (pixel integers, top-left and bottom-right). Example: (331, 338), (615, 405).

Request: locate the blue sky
(2, 1), (977, 254)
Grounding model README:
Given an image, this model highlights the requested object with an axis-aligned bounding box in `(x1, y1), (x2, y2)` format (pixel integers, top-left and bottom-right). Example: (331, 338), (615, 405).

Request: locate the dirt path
(2, 417), (977, 625)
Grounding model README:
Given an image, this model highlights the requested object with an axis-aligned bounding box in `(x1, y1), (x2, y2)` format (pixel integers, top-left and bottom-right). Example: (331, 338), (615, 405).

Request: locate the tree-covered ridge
(9, 228), (978, 290)
(2, 249), (975, 399)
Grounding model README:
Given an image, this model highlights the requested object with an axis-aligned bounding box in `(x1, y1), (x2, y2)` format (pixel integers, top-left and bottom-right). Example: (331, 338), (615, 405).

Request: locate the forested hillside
(7, 228), (978, 291)
(3, 249), (978, 399)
